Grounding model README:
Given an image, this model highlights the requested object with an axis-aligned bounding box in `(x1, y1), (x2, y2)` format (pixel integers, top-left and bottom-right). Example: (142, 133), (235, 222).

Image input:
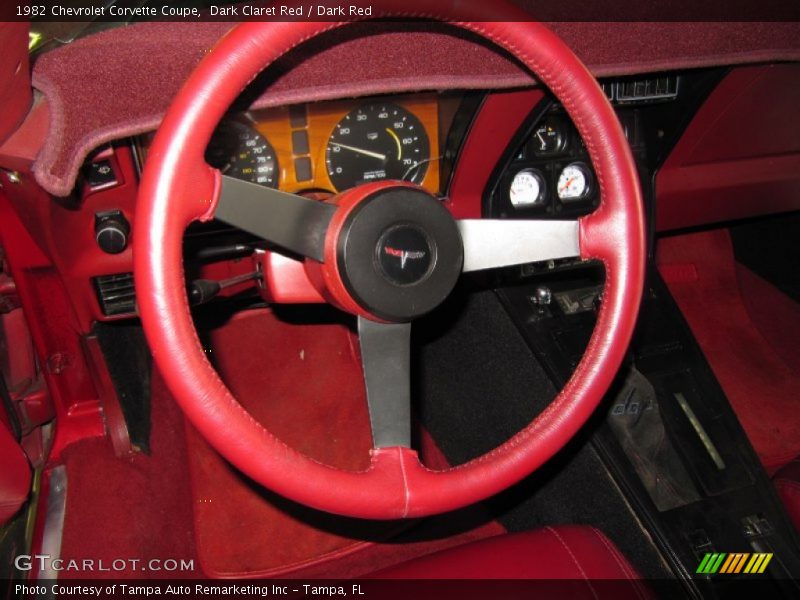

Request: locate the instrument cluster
(141, 94), (444, 197)
(489, 103), (642, 221)
(497, 114), (601, 219)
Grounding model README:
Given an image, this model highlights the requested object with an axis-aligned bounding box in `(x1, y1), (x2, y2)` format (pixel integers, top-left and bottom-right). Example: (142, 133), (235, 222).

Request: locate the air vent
(599, 81), (615, 101)
(615, 76), (679, 104)
(94, 273), (136, 316)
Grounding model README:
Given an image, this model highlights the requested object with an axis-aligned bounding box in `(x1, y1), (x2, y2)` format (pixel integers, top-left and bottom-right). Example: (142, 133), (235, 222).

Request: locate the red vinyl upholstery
(774, 458), (800, 531)
(0, 421), (30, 524)
(372, 526), (651, 598)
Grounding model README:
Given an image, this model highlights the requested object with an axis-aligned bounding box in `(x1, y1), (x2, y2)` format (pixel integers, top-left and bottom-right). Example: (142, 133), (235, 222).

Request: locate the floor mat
(657, 229), (800, 472)
(412, 289), (671, 579)
(58, 368), (198, 579)
(188, 307), (504, 578)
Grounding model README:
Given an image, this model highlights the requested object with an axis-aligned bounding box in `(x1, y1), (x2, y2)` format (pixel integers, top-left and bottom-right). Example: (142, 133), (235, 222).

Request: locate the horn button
(335, 187), (463, 322)
(377, 225), (433, 286)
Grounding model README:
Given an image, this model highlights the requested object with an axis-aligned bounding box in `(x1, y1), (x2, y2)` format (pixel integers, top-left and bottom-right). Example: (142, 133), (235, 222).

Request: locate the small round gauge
(325, 103), (430, 191)
(531, 118), (566, 157)
(557, 163), (592, 201)
(205, 120), (278, 188)
(509, 168), (546, 208)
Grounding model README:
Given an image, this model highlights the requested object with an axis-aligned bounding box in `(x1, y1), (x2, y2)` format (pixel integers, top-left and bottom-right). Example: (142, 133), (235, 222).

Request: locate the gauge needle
(536, 131), (546, 149)
(330, 142), (386, 161)
(385, 128), (402, 161)
(559, 177), (575, 192)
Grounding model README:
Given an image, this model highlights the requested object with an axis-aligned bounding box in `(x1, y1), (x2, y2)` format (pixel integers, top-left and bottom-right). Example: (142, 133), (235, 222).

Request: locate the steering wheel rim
(135, 11), (645, 519)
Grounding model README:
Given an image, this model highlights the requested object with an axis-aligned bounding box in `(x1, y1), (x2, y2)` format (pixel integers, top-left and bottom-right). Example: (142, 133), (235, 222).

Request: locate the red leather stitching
(545, 526), (599, 599)
(589, 528), (649, 600)
(398, 448), (411, 518)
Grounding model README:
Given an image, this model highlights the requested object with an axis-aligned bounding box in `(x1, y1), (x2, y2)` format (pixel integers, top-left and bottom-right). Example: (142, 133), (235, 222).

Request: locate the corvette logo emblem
(384, 246), (427, 269)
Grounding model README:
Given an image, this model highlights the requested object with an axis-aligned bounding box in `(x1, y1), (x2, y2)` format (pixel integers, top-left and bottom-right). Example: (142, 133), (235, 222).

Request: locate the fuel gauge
(530, 118), (566, 157)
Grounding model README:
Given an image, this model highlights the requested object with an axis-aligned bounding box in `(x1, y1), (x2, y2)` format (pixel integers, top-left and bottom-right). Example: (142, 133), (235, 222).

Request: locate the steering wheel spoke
(214, 175), (336, 262)
(457, 219), (581, 272)
(357, 317), (412, 449)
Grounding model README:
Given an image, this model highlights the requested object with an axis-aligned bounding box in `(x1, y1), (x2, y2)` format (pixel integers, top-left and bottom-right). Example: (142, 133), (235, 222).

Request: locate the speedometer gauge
(205, 120), (278, 188)
(325, 103), (430, 191)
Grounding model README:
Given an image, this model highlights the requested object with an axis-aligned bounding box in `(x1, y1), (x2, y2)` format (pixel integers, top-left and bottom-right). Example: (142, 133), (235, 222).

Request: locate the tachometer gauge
(509, 168), (546, 208)
(557, 163), (592, 201)
(205, 120), (278, 188)
(325, 103), (430, 191)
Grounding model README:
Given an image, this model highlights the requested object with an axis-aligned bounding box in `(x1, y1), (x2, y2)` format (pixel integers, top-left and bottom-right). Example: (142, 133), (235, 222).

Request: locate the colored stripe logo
(696, 553), (773, 574)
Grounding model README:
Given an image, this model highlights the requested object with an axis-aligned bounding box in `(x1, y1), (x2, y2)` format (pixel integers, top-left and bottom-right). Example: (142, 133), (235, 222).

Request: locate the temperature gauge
(509, 168), (546, 208)
(557, 163), (592, 202)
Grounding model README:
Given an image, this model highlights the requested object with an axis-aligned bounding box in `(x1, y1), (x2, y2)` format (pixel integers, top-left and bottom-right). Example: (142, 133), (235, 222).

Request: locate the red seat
(372, 525), (651, 598)
(774, 457), (800, 531)
(0, 421), (30, 525)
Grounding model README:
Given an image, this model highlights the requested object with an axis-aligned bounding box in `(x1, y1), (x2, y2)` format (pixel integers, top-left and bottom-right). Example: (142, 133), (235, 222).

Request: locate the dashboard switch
(85, 159), (118, 189)
(95, 210), (130, 254)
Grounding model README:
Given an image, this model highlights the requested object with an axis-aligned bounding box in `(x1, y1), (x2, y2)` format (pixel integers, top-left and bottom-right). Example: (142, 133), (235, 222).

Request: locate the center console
(496, 268), (800, 597)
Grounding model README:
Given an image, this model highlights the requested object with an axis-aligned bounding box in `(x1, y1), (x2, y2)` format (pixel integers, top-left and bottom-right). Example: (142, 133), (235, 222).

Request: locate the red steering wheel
(135, 9), (645, 519)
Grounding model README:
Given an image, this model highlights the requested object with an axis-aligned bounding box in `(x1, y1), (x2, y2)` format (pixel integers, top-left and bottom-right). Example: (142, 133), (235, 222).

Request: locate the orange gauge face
(205, 120), (279, 188)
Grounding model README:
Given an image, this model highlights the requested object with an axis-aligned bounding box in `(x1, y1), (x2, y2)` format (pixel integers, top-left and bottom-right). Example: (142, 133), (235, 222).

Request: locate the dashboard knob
(95, 210), (130, 254)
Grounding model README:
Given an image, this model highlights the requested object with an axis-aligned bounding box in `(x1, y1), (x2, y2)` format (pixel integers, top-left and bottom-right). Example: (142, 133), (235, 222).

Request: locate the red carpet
(187, 308), (398, 577)
(58, 369), (198, 579)
(187, 308), (505, 578)
(736, 264), (800, 377)
(657, 229), (800, 473)
(56, 310), (505, 578)
(55, 308), (505, 579)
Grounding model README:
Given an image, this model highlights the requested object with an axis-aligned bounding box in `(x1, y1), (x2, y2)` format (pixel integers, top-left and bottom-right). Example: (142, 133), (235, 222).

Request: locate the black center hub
(336, 187), (463, 322)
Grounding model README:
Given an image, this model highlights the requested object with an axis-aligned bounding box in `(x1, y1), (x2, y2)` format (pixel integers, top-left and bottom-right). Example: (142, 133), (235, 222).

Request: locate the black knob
(95, 210), (130, 255)
(187, 279), (222, 306)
